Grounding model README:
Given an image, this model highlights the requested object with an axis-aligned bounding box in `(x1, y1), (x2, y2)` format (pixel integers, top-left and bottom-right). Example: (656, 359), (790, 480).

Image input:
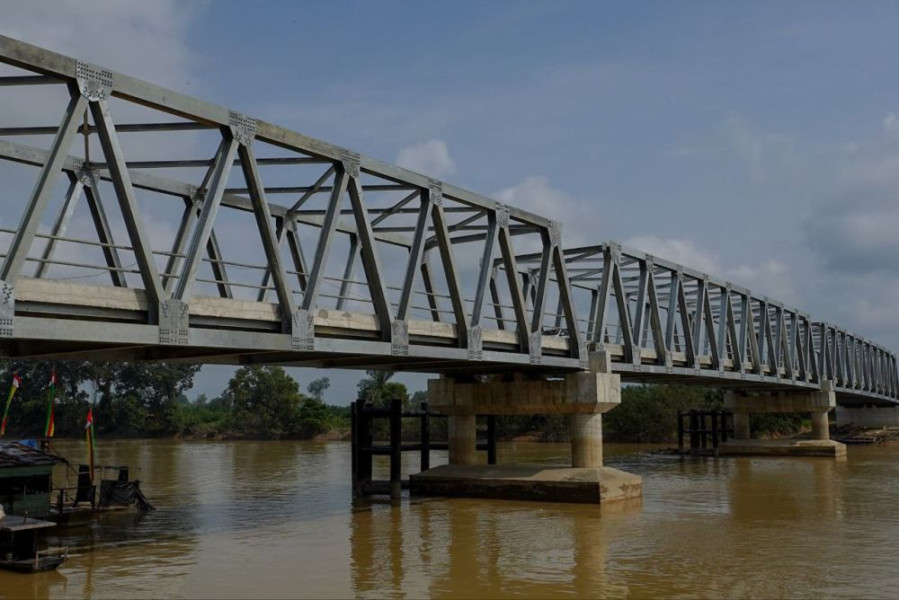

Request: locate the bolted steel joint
(158, 299), (190, 345)
(549, 221), (562, 247)
(428, 179), (443, 207)
(340, 149), (361, 178)
(391, 321), (409, 356)
(76, 61), (113, 101)
(467, 326), (483, 361)
(529, 331), (543, 365)
(0, 280), (13, 338)
(292, 309), (315, 352)
(496, 204), (511, 228)
(229, 110), (257, 146)
(609, 243), (622, 263)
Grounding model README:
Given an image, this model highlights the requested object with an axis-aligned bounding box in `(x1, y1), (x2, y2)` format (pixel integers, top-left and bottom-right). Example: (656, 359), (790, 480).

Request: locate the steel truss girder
(0, 35), (895, 402)
(511, 241), (899, 402)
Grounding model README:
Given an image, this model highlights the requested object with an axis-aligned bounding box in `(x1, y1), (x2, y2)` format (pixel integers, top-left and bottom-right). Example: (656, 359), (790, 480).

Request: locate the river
(2, 439), (898, 599)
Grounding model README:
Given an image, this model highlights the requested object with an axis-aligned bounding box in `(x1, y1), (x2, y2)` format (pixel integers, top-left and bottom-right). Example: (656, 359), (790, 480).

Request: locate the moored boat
(0, 514), (67, 573)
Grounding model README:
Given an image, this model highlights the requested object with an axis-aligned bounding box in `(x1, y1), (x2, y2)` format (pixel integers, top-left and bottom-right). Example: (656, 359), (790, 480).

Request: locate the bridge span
(0, 36), (896, 500)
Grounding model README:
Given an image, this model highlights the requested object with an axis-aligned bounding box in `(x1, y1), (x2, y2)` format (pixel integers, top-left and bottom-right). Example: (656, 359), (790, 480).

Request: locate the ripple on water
(5, 439), (899, 599)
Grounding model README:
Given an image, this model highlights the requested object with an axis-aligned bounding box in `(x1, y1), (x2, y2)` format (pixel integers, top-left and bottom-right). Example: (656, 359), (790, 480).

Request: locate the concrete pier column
(810, 410), (830, 440)
(569, 413), (603, 468)
(720, 382), (845, 458)
(448, 414), (477, 465)
(733, 411), (751, 441)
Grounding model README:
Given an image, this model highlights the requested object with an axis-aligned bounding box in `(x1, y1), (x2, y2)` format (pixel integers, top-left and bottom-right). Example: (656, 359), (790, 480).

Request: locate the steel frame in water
(0, 35), (895, 405)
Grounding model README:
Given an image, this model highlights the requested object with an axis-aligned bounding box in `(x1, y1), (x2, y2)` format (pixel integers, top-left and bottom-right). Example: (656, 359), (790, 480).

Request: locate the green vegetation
(0, 361), (349, 440)
(604, 384), (723, 443)
(0, 360), (805, 443)
(495, 384), (803, 443)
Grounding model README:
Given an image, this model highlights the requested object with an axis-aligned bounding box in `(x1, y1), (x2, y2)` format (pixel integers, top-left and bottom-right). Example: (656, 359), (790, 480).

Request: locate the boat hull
(0, 555), (65, 573)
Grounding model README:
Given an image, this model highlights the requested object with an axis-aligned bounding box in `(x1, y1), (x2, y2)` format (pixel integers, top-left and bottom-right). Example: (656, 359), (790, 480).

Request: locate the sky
(2, 1), (899, 404)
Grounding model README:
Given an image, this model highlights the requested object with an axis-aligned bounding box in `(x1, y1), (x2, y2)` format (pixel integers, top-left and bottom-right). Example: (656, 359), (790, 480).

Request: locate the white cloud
(494, 175), (601, 247)
(723, 113), (797, 184)
(0, 1), (204, 91)
(803, 120), (899, 274)
(884, 113), (899, 136)
(623, 235), (719, 274)
(725, 259), (800, 306)
(395, 139), (457, 179)
(0, 3), (205, 283)
(623, 235), (801, 306)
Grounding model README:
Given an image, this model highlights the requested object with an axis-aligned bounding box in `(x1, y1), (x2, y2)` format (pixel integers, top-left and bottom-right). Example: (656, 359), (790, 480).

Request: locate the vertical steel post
(356, 401), (373, 495)
(350, 401), (358, 495)
(487, 415), (497, 465)
(711, 409), (720, 457)
(420, 400), (430, 472)
(690, 410), (699, 455)
(389, 397), (402, 500)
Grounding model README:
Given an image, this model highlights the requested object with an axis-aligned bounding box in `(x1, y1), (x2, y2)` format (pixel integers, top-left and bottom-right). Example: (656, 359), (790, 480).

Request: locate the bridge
(0, 36), (896, 500)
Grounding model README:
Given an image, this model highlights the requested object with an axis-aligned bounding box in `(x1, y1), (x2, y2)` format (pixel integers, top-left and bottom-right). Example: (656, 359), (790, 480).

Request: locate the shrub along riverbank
(0, 361), (805, 443)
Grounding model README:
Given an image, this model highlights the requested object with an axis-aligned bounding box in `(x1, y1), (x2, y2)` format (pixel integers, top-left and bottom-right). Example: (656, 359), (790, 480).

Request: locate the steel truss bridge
(0, 35), (895, 407)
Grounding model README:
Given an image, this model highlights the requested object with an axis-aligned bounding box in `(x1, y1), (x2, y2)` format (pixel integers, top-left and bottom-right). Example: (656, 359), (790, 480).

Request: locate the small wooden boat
(48, 464), (155, 527)
(0, 553), (66, 573)
(0, 514), (66, 573)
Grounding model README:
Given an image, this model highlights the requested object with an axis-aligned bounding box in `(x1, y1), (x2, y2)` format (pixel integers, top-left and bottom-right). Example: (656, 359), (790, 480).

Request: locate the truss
(0, 35), (895, 403)
(508, 243), (898, 403)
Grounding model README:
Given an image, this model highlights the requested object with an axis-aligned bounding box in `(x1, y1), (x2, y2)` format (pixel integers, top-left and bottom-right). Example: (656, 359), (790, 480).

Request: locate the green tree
(604, 384), (722, 443)
(222, 366), (302, 439)
(0, 360), (91, 437)
(357, 370), (404, 407)
(112, 363), (202, 435)
(296, 396), (331, 439)
(307, 377), (330, 402)
(410, 390), (428, 409)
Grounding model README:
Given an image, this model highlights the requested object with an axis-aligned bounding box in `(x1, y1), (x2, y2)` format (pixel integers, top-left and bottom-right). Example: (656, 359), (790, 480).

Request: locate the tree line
(0, 360), (803, 442)
(0, 360), (360, 440)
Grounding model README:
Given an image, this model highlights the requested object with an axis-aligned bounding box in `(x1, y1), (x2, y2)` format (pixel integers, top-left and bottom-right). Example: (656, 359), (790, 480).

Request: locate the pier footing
(410, 464), (642, 504)
(718, 439), (846, 458)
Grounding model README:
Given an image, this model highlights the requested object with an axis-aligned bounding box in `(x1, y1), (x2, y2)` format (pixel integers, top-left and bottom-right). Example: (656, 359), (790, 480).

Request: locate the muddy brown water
(1, 439), (898, 599)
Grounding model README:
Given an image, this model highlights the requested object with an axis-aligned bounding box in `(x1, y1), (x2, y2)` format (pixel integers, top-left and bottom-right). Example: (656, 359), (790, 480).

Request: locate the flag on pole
(0, 373), (22, 437)
(44, 369), (57, 438)
(85, 408), (96, 483)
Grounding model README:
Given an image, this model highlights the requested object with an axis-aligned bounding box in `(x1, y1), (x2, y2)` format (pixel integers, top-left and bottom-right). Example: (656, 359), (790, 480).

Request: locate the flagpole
(85, 408), (96, 485)
(0, 373), (21, 437)
(44, 368), (57, 439)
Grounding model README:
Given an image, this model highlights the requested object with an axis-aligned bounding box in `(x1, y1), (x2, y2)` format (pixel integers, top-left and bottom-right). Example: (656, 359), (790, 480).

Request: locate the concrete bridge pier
(447, 414), (478, 465)
(569, 413), (603, 468)
(720, 381), (846, 458)
(411, 363), (642, 504)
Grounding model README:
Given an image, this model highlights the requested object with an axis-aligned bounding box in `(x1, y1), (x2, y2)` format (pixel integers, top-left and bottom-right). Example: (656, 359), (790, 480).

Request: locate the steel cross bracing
(0, 36), (895, 406)
(506, 243), (899, 405)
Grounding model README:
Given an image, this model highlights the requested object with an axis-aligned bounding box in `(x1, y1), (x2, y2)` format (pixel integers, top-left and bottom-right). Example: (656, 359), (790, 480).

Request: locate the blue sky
(3, 2), (899, 404)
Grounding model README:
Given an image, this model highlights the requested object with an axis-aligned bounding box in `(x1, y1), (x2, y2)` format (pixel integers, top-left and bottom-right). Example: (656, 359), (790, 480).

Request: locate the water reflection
(349, 496), (642, 598)
(2, 440), (899, 598)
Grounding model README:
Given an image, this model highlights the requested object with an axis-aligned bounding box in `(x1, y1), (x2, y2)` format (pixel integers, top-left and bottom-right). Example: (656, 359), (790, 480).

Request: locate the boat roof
(0, 516), (57, 532)
(0, 441), (63, 468)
